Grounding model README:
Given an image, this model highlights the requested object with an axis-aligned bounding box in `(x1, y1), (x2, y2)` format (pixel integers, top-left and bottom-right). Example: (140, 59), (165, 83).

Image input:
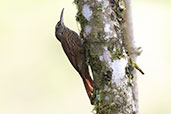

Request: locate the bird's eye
(57, 22), (61, 27)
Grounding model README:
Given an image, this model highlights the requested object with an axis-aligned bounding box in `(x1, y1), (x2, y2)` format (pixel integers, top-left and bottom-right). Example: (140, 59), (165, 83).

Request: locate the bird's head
(55, 8), (65, 41)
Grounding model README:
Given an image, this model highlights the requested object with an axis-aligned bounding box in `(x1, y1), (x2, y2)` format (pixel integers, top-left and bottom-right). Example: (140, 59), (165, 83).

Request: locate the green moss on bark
(74, 0), (142, 114)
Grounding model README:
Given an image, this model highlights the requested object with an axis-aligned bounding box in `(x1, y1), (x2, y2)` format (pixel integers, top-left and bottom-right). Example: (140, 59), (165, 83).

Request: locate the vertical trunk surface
(74, 0), (139, 113)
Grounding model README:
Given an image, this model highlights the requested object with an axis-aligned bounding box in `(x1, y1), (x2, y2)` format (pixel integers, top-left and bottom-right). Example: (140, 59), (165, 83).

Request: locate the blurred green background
(0, 0), (171, 114)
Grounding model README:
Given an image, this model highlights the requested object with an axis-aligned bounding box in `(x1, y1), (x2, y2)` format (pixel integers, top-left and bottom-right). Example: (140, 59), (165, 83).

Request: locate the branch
(74, 0), (141, 113)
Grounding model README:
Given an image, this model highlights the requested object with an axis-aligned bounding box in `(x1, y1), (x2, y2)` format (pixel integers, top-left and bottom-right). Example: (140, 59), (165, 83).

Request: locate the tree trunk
(74, 0), (140, 113)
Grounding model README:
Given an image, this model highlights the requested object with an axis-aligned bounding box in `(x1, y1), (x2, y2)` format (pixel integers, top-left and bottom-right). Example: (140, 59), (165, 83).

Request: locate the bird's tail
(81, 72), (94, 104)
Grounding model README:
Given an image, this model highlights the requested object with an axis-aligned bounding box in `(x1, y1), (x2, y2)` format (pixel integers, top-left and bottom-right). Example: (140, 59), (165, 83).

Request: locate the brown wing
(66, 31), (94, 103)
(60, 29), (94, 104)
(61, 38), (78, 71)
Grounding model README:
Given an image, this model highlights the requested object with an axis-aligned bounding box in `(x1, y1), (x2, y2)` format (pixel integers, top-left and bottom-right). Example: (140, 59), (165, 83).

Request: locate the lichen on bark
(74, 0), (142, 113)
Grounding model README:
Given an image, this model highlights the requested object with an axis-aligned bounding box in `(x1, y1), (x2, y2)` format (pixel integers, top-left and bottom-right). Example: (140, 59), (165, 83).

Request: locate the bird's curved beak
(60, 8), (64, 24)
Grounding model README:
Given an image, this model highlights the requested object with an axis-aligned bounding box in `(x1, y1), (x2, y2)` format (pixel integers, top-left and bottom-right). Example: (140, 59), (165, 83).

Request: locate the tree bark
(74, 0), (140, 113)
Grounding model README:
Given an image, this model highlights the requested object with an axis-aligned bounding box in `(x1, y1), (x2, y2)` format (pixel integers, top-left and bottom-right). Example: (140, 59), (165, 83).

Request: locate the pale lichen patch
(111, 58), (128, 86)
(104, 85), (111, 91)
(82, 4), (92, 21)
(105, 96), (110, 102)
(85, 25), (92, 35)
(100, 1), (117, 39)
(99, 56), (103, 61)
(104, 23), (111, 33)
(103, 0), (109, 8)
(103, 50), (112, 63)
(114, 33), (117, 38)
(126, 88), (136, 112)
(97, 0), (102, 2)
(104, 46), (108, 51)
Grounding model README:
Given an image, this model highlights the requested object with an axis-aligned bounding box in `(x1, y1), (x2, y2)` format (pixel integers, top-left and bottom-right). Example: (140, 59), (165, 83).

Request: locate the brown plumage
(55, 8), (94, 104)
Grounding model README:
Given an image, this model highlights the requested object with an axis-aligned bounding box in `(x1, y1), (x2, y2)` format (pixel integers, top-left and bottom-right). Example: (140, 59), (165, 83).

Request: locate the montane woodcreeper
(55, 8), (94, 104)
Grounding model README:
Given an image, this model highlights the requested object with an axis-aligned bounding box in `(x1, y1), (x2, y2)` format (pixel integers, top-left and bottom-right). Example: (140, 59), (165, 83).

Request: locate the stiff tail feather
(82, 77), (94, 104)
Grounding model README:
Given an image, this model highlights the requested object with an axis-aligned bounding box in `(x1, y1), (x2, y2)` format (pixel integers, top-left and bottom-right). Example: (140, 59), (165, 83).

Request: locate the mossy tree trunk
(74, 0), (140, 113)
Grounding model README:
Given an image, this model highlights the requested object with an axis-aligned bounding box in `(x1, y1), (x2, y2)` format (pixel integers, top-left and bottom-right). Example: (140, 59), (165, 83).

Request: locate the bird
(55, 8), (94, 104)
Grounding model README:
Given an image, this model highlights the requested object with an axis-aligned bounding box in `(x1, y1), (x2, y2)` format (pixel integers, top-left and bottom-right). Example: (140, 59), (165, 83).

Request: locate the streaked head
(55, 8), (65, 41)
